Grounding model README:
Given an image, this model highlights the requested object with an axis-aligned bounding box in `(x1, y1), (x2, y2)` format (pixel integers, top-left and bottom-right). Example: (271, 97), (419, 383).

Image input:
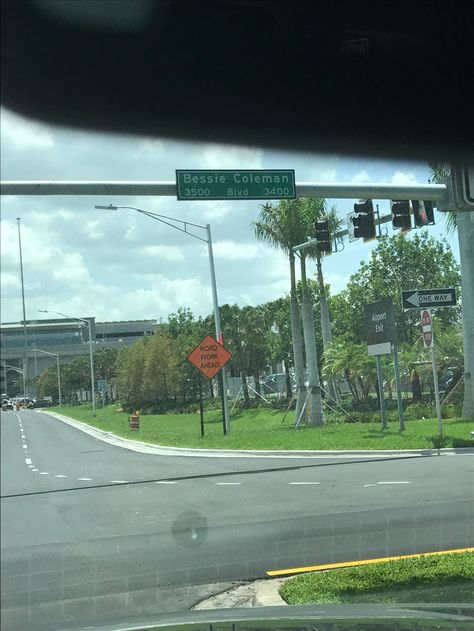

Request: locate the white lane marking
(31, 468), (39, 472)
(289, 481), (321, 485)
(39, 472), (49, 475)
(77, 477), (92, 481)
(55, 474), (67, 478)
(25, 458), (32, 465)
(215, 482), (242, 486)
(28, 465), (34, 468)
(364, 484), (376, 487)
(377, 481), (412, 485)
(22, 444), (28, 449)
(155, 481), (178, 484)
(110, 480), (129, 484)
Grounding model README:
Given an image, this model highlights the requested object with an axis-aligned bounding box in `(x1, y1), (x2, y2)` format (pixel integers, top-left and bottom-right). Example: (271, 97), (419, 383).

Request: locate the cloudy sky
(1, 107), (457, 325)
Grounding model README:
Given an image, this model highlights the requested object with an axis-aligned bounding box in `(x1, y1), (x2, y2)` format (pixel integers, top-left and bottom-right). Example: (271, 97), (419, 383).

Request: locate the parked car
(29, 399), (53, 409)
(2, 399), (14, 411)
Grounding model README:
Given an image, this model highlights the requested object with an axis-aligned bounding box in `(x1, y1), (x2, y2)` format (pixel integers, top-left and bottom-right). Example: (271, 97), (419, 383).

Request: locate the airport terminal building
(0, 317), (157, 397)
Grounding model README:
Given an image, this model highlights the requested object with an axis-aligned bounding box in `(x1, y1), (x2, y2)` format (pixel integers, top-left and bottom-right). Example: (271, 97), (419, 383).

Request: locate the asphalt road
(1, 408), (473, 631)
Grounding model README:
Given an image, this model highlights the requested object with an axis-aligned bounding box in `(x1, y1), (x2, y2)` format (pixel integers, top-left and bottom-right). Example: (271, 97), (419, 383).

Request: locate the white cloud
(391, 170), (418, 185)
(210, 241), (259, 261)
(350, 170), (372, 183)
(83, 220), (104, 240)
(142, 245), (186, 262)
(203, 144), (263, 169)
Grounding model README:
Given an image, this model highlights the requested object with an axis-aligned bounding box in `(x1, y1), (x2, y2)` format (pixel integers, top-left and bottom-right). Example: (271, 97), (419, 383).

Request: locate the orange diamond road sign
(187, 335), (232, 380)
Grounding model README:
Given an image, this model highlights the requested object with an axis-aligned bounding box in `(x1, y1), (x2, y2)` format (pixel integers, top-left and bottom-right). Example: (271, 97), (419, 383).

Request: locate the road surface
(1, 408), (473, 630)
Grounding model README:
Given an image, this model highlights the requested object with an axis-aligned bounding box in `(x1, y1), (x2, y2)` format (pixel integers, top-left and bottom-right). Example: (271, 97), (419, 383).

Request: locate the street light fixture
(31, 348), (62, 405)
(95, 204), (230, 434)
(38, 310), (96, 416)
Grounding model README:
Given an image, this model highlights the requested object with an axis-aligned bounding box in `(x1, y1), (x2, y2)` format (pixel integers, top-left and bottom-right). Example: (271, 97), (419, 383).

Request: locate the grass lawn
(49, 404), (474, 450)
(280, 552), (474, 604)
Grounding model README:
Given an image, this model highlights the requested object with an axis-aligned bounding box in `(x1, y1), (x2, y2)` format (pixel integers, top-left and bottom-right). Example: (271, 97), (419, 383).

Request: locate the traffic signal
(412, 200), (435, 227)
(314, 218), (332, 255)
(352, 199), (376, 241)
(391, 200), (411, 230)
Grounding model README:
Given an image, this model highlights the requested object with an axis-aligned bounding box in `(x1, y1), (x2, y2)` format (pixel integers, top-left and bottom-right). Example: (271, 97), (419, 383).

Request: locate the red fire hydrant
(129, 411), (140, 431)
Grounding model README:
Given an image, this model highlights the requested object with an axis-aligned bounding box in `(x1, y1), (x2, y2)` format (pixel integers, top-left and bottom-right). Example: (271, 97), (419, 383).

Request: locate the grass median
(279, 551), (474, 604)
(47, 404), (473, 450)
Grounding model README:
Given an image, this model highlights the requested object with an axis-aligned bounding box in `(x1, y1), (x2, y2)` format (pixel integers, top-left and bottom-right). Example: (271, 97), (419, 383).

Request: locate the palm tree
(429, 163), (474, 419)
(253, 200), (309, 423)
(254, 197), (336, 426)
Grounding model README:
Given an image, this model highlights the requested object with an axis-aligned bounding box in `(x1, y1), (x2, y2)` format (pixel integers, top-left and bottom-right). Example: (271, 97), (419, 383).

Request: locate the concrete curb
(192, 578), (288, 609)
(37, 410), (474, 460)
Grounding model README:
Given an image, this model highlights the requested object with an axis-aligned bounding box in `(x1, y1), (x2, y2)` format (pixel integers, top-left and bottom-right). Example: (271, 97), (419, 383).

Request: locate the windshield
(1, 76), (473, 631)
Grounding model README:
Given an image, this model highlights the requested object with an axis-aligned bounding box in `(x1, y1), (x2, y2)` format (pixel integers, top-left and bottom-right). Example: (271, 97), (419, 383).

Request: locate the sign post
(198, 377), (204, 438)
(187, 335), (232, 436)
(421, 309), (442, 436)
(365, 298), (396, 429)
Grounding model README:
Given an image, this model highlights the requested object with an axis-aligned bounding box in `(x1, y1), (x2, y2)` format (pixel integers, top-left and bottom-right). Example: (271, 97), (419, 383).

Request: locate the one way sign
(402, 287), (457, 310)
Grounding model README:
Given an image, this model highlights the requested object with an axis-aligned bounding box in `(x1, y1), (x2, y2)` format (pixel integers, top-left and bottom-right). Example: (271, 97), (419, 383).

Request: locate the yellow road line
(266, 546), (474, 577)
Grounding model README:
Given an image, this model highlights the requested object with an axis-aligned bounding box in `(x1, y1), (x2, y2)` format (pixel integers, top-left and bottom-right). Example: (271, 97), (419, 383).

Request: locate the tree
(94, 348), (119, 380)
(142, 330), (179, 410)
(264, 296), (295, 399)
(331, 232), (461, 346)
(220, 304), (269, 406)
(254, 198), (327, 425)
(253, 200), (309, 422)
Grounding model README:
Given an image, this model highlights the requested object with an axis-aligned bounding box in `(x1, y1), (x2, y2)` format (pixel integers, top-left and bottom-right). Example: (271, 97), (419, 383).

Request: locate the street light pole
(95, 204), (230, 433)
(32, 348), (62, 405)
(16, 218), (28, 401)
(206, 223), (230, 434)
(39, 310), (95, 416)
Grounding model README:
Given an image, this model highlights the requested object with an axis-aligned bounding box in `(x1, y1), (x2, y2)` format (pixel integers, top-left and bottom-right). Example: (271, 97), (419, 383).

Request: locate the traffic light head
(413, 200), (435, 227)
(314, 218), (332, 255)
(391, 200), (412, 230)
(353, 199), (374, 214)
(352, 199), (376, 241)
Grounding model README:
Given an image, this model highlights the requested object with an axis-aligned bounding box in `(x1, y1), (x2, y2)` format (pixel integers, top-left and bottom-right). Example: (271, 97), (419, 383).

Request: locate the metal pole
(431, 344), (443, 437)
(3, 361), (7, 397)
(199, 378), (205, 437)
(16, 218), (28, 402)
(0, 180), (448, 201)
(87, 319), (97, 417)
(56, 354), (62, 406)
(392, 344), (405, 431)
(375, 356), (388, 429)
(206, 224), (230, 435)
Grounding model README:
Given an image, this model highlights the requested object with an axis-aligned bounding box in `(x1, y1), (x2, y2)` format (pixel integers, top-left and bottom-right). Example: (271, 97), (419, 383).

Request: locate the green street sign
(176, 169), (296, 201)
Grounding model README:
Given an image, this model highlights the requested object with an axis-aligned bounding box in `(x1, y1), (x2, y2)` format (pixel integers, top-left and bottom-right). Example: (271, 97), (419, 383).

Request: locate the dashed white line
(22, 444), (28, 449)
(25, 458), (32, 465)
(289, 482), (321, 485)
(364, 484), (376, 487)
(31, 468), (39, 472)
(215, 482), (242, 486)
(155, 481), (178, 484)
(110, 480), (129, 484)
(39, 472), (49, 475)
(55, 474), (67, 478)
(77, 477), (93, 481)
(377, 481), (411, 485)
(28, 465), (34, 468)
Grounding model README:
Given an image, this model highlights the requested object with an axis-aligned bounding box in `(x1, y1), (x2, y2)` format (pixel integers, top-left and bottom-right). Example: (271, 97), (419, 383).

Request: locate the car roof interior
(1, 0), (473, 161)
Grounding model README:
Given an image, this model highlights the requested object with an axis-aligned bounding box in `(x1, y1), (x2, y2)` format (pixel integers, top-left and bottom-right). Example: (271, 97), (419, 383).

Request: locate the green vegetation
(50, 404), (473, 450)
(280, 552), (474, 604)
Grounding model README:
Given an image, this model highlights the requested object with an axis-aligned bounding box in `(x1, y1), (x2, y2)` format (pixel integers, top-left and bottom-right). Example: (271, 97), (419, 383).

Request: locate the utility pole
(16, 218), (28, 401)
